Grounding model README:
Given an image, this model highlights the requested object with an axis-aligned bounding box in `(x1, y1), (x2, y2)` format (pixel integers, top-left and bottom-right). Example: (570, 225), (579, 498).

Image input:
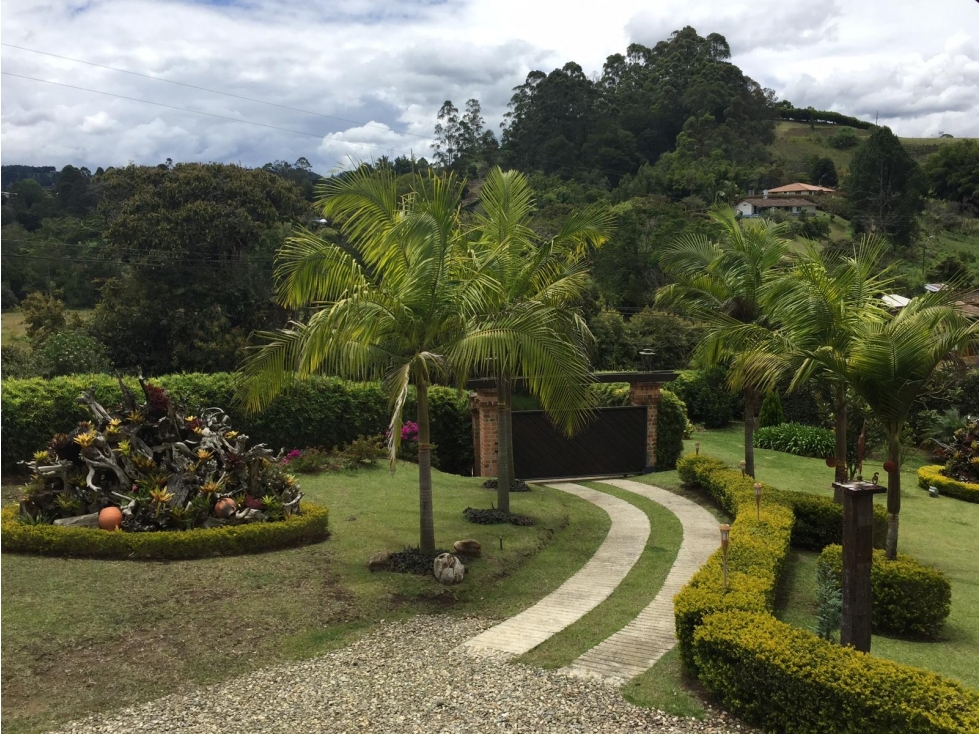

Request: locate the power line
(0, 72), (411, 157)
(1, 43), (434, 142)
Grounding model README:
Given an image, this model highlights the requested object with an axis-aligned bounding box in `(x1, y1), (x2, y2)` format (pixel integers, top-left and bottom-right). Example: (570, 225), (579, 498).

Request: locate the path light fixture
(639, 348), (656, 371)
(695, 441), (700, 455)
(719, 524), (731, 591)
(740, 459), (746, 477)
(754, 482), (763, 521)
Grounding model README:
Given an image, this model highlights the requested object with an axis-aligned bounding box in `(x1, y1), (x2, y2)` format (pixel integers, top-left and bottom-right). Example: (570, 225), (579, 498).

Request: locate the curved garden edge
(918, 465), (979, 503)
(0, 503), (330, 560)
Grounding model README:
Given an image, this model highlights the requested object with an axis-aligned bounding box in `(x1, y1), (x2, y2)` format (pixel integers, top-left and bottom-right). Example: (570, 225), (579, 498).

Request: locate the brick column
(469, 388), (499, 477)
(630, 382), (662, 472)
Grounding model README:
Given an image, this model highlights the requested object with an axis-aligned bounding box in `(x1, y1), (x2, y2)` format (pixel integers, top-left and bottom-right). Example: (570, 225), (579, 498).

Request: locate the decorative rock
(98, 506), (124, 531)
(367, 551), (391, 572)
(53, 512), (100, 528)
(453, 539), (482, 557)
(433, 553), (465, 584)
(214, 497), (238, 518)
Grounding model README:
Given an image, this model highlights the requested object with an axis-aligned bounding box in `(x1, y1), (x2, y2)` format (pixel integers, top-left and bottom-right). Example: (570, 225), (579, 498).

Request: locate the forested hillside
(2, 26), (977, 383)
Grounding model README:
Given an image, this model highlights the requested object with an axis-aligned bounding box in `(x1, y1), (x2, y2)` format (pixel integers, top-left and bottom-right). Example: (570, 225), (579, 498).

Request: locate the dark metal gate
(511, 405), (647, 480)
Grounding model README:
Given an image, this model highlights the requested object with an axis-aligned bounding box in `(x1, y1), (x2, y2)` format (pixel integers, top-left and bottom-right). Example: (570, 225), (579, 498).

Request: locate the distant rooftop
(766, 183), (837, 195)
(924, 283), (946, 293)
(882, 294), (911, 309)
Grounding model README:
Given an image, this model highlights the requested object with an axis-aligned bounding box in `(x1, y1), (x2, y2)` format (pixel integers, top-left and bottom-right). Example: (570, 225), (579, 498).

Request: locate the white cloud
(1, 0), (976, 170)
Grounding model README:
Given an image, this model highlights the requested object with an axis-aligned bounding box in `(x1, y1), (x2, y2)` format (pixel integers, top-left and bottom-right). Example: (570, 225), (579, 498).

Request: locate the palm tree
(731, 236), (895, 498)
(466, 168), (613, 512)
(656, 207), (790, 477)
(237, 166), (603, 552)
(846, 292), (978, 558)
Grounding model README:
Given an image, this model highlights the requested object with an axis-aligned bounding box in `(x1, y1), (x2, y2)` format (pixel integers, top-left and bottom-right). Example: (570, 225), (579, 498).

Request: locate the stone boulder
(367, 551), (391, 572)
(453, 539), (482, 557)
(433, 553), (465, 584)
(52, 512), (100, 528)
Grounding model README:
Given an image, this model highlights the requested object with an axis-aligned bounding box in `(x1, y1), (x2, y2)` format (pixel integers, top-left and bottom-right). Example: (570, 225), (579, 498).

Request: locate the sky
(1, 0), (977, 172)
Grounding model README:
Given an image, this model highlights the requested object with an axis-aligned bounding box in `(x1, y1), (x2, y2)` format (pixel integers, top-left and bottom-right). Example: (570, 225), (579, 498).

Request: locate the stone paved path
(460, 482), (650, 656)
(565, 478), (719, 682)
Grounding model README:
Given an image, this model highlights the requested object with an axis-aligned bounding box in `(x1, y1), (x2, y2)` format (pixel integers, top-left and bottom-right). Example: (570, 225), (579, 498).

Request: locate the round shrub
(656, 388), (689, 470)
(817, 544), (952, 638)
(0, 503), (330, 560)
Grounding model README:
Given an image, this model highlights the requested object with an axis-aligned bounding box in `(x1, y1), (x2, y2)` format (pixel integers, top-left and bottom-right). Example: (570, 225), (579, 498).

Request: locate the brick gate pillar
(630, 382), (662, 472)
(469, 388), (499, 477)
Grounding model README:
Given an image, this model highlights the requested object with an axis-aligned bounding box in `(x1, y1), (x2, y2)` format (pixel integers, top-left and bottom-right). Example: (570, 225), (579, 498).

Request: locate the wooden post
(836, 480), (886, 652)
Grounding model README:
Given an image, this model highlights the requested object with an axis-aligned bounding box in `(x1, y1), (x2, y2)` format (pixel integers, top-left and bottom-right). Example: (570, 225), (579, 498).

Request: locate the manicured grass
(0, 464), (610, 734)
(622, 647), (708, 719)
(697, 426), (979, 689)
(516, 482), (682, 669)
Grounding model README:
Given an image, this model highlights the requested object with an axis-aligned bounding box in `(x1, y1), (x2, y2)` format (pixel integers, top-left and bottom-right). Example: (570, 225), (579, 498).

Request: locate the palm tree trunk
(505, 380), (516, 489)
(885, 432), (901, 560)
(496, 377), (511, 514)
(833, 387), (848, 503)
(417, 380), (436, 555)
(743, 388), (757, 478)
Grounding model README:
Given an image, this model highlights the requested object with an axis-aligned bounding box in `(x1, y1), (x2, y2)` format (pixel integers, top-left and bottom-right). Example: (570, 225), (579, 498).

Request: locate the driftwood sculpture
(21, 377), (302, 531)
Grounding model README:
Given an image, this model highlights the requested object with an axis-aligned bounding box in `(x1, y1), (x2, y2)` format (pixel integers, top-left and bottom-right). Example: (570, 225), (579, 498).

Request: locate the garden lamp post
(754, 482), (763, 521)
(695, 441), (700, 455)
(719, 524), (731, 591)
(740, 459), (746, 477)
(833, 479), (887, 652)
(639, 348), (656, 371)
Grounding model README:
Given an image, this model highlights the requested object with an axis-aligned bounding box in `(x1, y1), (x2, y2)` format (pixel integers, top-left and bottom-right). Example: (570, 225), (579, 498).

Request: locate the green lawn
(691, 426), (979, 689)
(0, 464), (610, 734)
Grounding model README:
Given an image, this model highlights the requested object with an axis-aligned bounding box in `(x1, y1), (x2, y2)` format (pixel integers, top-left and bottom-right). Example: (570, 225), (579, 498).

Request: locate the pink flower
(401, 422), (419, 441)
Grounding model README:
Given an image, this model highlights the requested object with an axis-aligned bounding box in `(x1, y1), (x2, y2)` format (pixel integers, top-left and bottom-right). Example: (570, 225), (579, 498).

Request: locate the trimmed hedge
(0, 503), (330, 560)
(677, 454), (887, 551)
(674, 454), (978, 733)
(655, 389), (688, 471)
(918, 465), (979, 504)
(818, 544), (951, 638)
(692, 611), (979, 734)
(0, 373), (474, 476)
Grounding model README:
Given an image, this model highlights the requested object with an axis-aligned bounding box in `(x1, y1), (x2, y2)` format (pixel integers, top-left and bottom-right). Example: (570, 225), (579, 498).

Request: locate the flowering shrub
(401, 421), (419, 441)
(942, 417), (979, 484)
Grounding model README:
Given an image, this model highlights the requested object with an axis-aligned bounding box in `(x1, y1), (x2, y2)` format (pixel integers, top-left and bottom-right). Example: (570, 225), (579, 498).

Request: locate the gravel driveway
(52, 616), (752, 734)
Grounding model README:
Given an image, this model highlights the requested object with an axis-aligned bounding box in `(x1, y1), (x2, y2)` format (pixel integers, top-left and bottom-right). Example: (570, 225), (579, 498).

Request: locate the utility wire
(1, 43), (434, 142)
(0, 72), (410, 157)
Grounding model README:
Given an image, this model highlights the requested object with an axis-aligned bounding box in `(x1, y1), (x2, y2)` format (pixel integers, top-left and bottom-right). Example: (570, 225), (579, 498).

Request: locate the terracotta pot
(214, 497), (238, 519)
(98, 506), (123, 531)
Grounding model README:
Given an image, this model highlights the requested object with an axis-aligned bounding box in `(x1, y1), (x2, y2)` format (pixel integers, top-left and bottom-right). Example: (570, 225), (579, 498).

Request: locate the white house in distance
(737, 196), (817, 217)
(765, 183), (837, 196)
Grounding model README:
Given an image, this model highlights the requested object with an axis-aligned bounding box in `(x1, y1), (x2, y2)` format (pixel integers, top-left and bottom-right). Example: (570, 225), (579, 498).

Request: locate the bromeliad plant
(20, 377), (302, 531)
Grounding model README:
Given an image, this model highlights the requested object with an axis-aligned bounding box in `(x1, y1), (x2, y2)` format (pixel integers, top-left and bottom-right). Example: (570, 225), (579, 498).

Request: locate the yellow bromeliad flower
(196, 449), (213, 461)
(109, 418), (122, 428)
(73, 431), (97, 448)
(127, 411), (144, 423)
(118, 440), (132, 456)
(224, 431), (239, 440)
(33, 450), (50, 462)
(284, 474), (297, 487)
(200, 480), (221, 494)
(132, 454), (155, 470)
(149, 487), (174, 505)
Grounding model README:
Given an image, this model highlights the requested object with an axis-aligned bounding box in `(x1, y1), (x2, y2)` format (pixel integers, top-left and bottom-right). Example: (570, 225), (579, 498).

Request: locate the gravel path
(52, 617), (752, 734)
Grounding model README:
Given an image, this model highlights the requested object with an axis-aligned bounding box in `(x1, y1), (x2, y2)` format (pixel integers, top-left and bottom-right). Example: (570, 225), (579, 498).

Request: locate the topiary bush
(692, 611), (979, 734)
(1, 503), (329, 560)
(817, 544), (952, 638)
(671, 368), (738, 428)
(655, 388), (688, 470)
(754, 422), (835, 458)
(1, 373), (473, 476)
(758, 392), (785, 428)
(918, 465), (979, 503)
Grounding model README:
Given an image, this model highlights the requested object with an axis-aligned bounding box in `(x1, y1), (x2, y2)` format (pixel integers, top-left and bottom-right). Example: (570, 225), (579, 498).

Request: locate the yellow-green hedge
(0, 504), (330, 560)
(675, 454), (979, 733)
(818, 544), (951, 638)
(918, 465), (979, 504)
(692, 611), (979, 734)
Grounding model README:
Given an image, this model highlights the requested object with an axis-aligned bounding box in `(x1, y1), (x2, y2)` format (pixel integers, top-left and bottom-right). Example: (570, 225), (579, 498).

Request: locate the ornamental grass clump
(20, 377), (303, 532)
